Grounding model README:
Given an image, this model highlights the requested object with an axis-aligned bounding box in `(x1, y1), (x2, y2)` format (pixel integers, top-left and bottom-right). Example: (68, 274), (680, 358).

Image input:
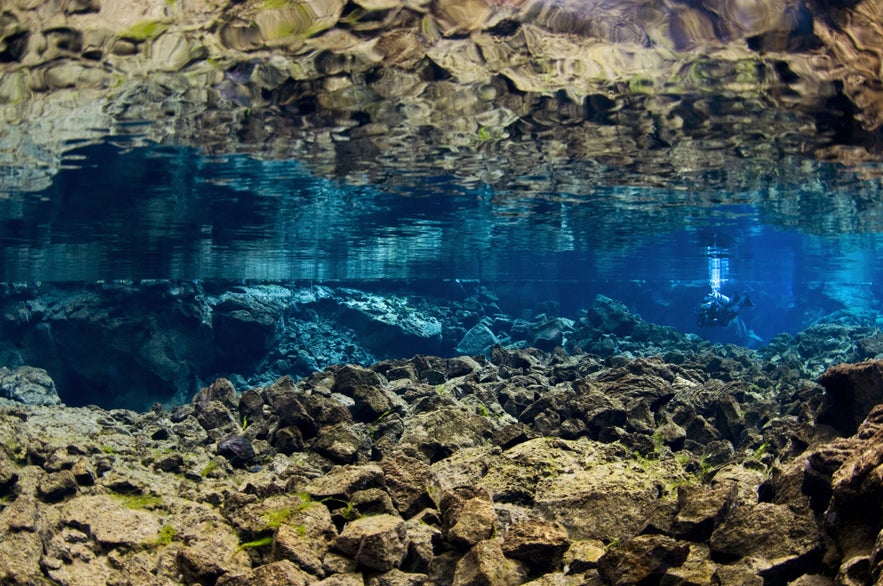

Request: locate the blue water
(2, 139), (883, 349)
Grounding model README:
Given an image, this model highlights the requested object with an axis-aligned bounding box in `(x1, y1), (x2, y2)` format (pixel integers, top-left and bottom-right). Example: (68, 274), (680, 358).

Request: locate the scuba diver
(695, 241), (762, 345)
(696, 290), (753, 328)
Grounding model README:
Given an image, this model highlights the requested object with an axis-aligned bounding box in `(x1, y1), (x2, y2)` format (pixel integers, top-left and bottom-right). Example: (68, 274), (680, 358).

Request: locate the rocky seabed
(3, 337), (883, 585)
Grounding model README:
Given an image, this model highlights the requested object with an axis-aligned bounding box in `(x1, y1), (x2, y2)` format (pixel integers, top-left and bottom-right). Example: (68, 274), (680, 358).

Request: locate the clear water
(3, 138), (882, 350)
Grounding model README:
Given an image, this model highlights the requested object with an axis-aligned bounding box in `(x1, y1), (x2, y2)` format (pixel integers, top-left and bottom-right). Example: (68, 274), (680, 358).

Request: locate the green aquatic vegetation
(673, 452), (692, 468)
(154, 524), (176, 546)
(2, 438), (26, 464)
(261, 493), (314, 530)
(744, 442), (769, 462)
(200, 460), (219, 477)
(262, 0), (291, 7)
(236, 535), (274, 551)
(98, 445), (117, 455)
(263, 507), (295, 529)
(321, 496), (360, 521)
(120, 20), (169, 42)
(651, 430), (665, 453)
(112, 492), (164, 510)
(698, 455), (716, 481)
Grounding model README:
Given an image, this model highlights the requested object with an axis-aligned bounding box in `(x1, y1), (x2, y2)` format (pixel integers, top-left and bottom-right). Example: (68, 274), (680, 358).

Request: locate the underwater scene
(2, 138), (882, 410)
(4, 0), (883, 583)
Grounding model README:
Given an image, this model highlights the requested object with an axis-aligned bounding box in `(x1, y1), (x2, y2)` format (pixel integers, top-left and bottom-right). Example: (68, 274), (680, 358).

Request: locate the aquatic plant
(200, 460), (219, 477)
(154, 524), (176, 546)
(112, 492), (164, 510)
(236, 535), (274, 551)
(119, 20), (170, 42)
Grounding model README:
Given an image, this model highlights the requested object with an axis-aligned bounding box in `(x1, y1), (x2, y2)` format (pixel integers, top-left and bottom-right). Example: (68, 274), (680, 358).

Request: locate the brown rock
(333, 364), (388, 395)
(401, 517), (441, 573)
(312, 573), (365, 586)
(670, 482), (737, 542)
(452, 539), (527, 586)
(333, 514), (409, 571)
(312, 422), (371, 463)
(501, 519), (570, 575)
(0, 529), (44, 584)
(823, 404), (883, 561)
(178, 520), (251, 583)
(817, 360), (883, 435)
(216, 559), (313, 586)
(709, 502), (822, 582)
(597, 534), (690, 585)
(194, 399), (236, 432)
(352, 383), (406, 423)
(273, 502), (337, 577)
(440, 488), (496, 548)
(305, 463), (385, 501)
(562, 538), (607, 573)
(366, 568), (429, 585)
(37, 469), (78, 501)
(0, 494), (39, 532)
(380, 451), (437, 518)
(62, 495), (162, 547)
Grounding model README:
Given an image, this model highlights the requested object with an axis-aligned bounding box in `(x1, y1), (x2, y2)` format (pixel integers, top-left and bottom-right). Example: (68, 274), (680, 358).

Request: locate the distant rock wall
(0, 280), (880, 410)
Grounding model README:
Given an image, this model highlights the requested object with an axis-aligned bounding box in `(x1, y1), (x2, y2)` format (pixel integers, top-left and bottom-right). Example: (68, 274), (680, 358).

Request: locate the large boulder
(817, 360), (883, 435)
(0, 366), (61, 405)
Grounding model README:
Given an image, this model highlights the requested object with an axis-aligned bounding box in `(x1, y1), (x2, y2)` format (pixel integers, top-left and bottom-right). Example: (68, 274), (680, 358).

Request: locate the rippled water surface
(2, 137), (883, 346)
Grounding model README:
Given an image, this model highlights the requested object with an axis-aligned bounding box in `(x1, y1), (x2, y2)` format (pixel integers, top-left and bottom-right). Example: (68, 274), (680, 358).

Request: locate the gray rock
(193, 377), (238, 409)
(456, 323), (499, 356)
(0, 366), (61, 405)
(217, 434), (255, 467)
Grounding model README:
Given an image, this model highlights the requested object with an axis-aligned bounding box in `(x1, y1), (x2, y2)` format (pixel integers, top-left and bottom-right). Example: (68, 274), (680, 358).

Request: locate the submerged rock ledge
(3, 343), (883, 584)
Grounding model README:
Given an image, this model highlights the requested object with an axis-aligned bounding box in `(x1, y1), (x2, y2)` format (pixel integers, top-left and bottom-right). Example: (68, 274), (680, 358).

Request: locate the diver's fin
(746, 329), (764, 345)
